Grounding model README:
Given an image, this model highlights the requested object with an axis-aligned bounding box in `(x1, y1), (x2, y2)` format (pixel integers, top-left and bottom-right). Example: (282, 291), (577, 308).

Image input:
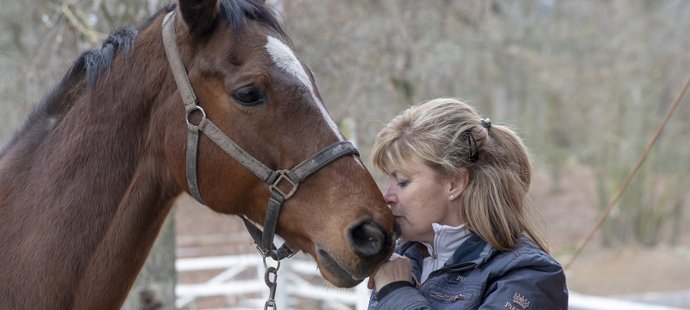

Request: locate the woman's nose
(383, 185), (395, 204)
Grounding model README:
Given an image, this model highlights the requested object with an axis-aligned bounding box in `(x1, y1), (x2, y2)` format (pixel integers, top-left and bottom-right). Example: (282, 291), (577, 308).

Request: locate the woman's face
(383, 155), (464, 244)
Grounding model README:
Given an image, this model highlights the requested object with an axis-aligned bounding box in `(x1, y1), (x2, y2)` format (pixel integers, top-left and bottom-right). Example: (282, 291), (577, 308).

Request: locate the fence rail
(176, 255), (688, 309)
(176, 254), (370, 309)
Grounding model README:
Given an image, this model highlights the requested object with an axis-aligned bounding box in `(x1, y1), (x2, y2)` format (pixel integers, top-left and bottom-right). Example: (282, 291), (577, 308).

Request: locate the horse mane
(84, 28), (139, 89)
(0, 27), (139, 157)
(0, 0), (287, 158)
(43, 0), (287, 106)
(63, 0), (289, 95)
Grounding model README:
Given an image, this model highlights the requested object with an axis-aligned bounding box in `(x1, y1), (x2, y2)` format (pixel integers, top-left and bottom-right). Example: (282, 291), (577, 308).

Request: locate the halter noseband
(161, 11), (359, 262)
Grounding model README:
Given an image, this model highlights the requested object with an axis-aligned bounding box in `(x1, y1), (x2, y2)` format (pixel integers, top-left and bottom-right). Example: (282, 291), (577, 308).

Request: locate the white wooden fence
(176, 255), (688, 310)
(176, 254), (370, 309)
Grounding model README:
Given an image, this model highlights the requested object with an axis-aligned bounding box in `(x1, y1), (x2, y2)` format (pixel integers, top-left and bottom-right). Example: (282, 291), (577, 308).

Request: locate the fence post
(123, 211), (176, 309)
(356, 281), (370, 310)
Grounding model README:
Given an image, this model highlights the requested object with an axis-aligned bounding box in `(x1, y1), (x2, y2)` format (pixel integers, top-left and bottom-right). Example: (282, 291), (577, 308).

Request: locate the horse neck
(0, 23), (181, 309)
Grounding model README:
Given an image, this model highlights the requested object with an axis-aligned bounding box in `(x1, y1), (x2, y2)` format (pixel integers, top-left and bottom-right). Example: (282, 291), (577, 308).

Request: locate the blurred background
(1, 0), (689, 309)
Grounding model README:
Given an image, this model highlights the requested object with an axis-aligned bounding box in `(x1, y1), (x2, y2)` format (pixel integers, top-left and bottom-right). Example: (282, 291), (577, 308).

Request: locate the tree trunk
(122, 209), (176, 310)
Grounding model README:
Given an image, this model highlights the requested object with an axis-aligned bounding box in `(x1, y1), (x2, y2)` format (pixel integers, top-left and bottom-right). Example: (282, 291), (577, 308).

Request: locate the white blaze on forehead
(265, 36), (313, 92)
(265, 36), (343, 139)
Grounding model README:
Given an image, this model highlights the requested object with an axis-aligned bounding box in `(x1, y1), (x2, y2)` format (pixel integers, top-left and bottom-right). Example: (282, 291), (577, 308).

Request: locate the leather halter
(161, 11), (359, 260)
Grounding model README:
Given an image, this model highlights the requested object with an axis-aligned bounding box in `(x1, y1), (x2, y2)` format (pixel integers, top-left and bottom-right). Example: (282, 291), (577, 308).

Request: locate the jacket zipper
(422, 262), (477, 285)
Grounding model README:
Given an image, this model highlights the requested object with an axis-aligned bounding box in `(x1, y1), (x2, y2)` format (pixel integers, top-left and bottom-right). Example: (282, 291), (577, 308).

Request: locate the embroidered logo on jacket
(504, 292), (531, 309)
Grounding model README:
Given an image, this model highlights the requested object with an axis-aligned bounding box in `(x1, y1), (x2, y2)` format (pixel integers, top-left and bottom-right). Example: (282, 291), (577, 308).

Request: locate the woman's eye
(397, 180), (409, 187)
(232, 86), (266, 106)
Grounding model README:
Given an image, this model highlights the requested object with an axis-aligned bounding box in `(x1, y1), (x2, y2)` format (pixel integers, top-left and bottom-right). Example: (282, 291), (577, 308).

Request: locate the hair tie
(465, 130), (479, 162)
(480, 118), (491, 130)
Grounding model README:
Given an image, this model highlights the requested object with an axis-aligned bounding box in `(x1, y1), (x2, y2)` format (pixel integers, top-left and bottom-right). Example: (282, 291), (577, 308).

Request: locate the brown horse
(0, 0), (395, 308)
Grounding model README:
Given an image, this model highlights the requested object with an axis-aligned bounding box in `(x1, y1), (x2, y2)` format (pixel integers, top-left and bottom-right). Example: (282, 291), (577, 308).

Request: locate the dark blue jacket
(368, 233), (568, 309)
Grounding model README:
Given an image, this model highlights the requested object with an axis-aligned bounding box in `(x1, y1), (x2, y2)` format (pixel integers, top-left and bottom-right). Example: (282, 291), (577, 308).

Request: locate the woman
(367, 98), (568, 309)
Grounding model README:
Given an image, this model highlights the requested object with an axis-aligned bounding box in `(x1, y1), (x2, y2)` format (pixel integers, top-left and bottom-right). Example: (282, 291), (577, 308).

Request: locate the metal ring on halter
(185, 105), (206, 128)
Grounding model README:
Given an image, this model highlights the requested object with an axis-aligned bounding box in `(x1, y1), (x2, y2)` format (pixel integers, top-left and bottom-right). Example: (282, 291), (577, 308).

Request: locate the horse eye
(232, 86), (265, 106)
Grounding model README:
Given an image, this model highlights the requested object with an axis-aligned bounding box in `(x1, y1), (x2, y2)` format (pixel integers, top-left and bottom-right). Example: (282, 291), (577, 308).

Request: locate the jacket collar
(399, 232), (498, 282)
(448, 232), (496, 266)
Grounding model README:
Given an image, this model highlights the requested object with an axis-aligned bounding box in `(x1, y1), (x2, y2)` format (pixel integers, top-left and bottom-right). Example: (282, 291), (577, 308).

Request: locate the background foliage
(1, 0), (689, 305)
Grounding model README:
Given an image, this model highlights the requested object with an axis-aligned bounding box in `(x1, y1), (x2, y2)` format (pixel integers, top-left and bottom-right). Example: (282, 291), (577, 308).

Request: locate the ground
(175, 163), (690, 306)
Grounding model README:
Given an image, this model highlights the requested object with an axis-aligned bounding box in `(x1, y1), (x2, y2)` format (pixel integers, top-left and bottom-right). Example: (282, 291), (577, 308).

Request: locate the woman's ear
(448, 168), (469, 201)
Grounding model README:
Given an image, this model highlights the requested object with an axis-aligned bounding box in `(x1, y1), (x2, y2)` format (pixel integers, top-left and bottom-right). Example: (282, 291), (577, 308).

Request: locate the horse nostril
(348, 220), (386, 258)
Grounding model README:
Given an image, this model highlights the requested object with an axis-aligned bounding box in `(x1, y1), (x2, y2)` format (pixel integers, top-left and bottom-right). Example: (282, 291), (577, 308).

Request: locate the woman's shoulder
(491, 236), (564, 273)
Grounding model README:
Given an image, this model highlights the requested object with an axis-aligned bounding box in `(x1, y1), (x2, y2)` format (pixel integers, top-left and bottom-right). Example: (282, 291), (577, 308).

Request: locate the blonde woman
(367, 98), (568, 309)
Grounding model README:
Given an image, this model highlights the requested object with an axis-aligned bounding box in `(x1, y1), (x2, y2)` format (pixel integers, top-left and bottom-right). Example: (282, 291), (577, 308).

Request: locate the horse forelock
(219, 0), (289, 43)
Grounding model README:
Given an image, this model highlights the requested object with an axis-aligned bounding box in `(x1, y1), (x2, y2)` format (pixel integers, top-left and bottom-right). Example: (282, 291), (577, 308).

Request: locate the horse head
(161, 0), (395, 287)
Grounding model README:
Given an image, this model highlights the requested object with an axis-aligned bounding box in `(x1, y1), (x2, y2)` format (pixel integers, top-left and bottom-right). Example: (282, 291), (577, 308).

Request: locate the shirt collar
(422, 223), (471, 260)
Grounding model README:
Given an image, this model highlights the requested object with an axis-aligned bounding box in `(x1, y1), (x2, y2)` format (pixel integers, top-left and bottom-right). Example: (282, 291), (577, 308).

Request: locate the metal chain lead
(263, 256), (280, 310)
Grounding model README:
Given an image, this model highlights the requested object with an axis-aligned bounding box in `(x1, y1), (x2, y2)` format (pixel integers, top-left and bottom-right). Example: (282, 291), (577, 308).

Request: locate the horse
(0, 0), (396, 308)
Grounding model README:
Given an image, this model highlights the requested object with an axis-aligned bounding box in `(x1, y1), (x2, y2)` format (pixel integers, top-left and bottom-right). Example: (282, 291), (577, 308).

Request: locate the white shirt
(419, 223), (471, 283)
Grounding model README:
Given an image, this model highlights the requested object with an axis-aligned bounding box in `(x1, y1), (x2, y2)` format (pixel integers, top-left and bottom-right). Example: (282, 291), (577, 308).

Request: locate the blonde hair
(371, 98), (548, 252)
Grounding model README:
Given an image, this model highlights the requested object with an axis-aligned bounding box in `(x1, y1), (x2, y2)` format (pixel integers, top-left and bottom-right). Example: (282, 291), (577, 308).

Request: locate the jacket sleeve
(478, 253), (569, 310)
(368, 286), (431, 310)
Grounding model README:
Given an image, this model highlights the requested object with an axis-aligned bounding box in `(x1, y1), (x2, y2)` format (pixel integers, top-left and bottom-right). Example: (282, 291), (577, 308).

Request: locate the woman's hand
(367, 253), (413, 291)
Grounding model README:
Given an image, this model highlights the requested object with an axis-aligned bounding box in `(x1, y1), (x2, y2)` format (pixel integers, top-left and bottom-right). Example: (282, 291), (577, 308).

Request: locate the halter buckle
(269, 170), (298, 200)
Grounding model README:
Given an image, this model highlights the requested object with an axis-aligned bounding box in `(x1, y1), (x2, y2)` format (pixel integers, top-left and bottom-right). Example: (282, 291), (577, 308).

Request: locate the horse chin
(314, 246), (368, 288)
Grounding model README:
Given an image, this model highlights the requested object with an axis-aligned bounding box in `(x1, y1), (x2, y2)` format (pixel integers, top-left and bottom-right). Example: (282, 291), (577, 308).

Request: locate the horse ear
(178, 0), (220, 37)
